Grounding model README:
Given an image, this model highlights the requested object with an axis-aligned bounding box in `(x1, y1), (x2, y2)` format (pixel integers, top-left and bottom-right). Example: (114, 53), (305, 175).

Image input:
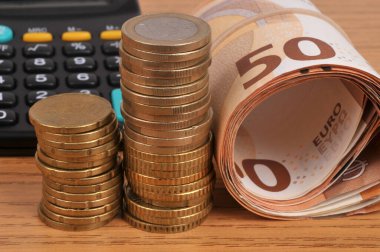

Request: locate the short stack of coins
(119, 13), (215, 233)
(29, 94), (122, 231)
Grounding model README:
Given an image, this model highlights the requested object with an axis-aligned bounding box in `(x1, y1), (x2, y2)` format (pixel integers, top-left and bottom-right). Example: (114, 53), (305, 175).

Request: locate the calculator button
(0, 92), (17, 107)
(0, 76), (15, 90)
(26, 90), (56, 106)
(0, 25), (13, 43)
(62, 31), (92, 42)
(67, 73), (98, 88)
(105, 56), (120, 70)
(0, 45), (14, 58)
(0, 109), (17, 126)
(63, 42), (94, 56)
(25, 74), (57, 89)
(73, 89), (100, 96)
(111, 89), (123, 123)
(0, 60), (14, 73)
(108, 72), (121, 87)
(102, 41), (120, 55)
(24, 44), (54, 57)
(65, 57), (96, 72)
(23, 32), (53, 43)
(100, 30), (122, 41)
(24, 58), (55, 73)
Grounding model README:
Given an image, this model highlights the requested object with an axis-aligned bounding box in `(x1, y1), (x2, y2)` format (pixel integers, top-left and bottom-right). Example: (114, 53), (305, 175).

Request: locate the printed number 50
(236, 37), (336, 90)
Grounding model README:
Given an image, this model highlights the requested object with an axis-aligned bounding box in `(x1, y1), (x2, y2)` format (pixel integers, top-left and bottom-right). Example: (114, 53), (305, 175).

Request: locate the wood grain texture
(1, 0), (379, 251)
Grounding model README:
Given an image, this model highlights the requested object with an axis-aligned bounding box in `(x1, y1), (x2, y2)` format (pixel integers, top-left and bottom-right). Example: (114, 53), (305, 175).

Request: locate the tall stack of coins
(29, 94), (122, 231)
(120, 13), (215, 233)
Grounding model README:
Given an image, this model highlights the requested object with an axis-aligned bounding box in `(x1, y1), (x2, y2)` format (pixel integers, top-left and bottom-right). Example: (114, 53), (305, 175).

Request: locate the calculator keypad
(102, 41), (120, 55)
(67, 73), (98, 88)
(0, 92), (17, 107)
(0, 60), (14, 73)
(0, 75), (15, 90)
(65, 57), (97, 72)
(25, 74), (57, 89)
(0, 109), (17, 125)
(0, 45), (14, 58)
(105, 56), (120, 70)
(24, 58), (56, 73)
(23, 44), (54, 57)
(64, 42), (94, 56)
(26, 90), (57, 106)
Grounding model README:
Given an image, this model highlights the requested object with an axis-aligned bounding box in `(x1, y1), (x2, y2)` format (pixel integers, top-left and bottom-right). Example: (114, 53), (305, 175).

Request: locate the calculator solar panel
(0, 0), (139, 155)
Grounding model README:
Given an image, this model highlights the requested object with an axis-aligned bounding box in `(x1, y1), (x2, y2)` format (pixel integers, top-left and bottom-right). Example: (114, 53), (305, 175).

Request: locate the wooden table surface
(1, 0), (379, 251)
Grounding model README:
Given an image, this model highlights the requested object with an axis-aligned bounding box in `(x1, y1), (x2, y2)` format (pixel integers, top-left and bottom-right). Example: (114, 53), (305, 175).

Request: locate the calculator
(0, 0), (139, 155)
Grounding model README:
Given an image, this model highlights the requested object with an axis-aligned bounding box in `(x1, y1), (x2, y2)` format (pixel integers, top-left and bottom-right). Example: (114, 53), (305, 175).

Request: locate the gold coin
(120, 46), (209, 70)
(124, 132), (209, 155)
(29, 93), (114, 134)
(36, 154), (116, 178)
(122, 57), (211, 79)
(121, 13), (211, 53)
(43, 190), (121, 209)
(39, 133), (121, 158)
(129, 170), (215, 194)
(133, 181), (215, 202)
(128, 112), (212, 138)
(37, 147), (116, 169)
(125, 134), (212, 163)
(120, 65), (206, 86)
(123, 102), (209, 123)
(131, 202), (212, 226)
(121, 74), (208, 97)
(38, 206), (114, 231)
(126, 168), (210, 186)
(38, 144), (119, 163)
(43, 182), (121, 202)
(44, 174), (122, 194)
(125, 125), (209, 147)
(37, 128), (120, 150)
(47, 166), (121, 186)
(139, 193), (212, 208)
(123, 210), (208, 233)
(125, 187), (211, 218)
(122, 93), (210, 116)
(42, 198), (121, 217)
(125, 154), (210, 172)
(121, 83), (209, 106)
(40, 202), (120, 225)
(126, 42), (211, 63)
(36, 116), (117, 143)
(122, 108), (209, 131)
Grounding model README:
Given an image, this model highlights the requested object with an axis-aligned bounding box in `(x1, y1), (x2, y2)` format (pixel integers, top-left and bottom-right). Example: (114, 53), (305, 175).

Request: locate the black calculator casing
(0, 0), (140, 156)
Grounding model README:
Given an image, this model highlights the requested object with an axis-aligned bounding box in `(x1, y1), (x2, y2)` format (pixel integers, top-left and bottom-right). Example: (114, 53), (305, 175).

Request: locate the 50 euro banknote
(194, 0), (380, 219)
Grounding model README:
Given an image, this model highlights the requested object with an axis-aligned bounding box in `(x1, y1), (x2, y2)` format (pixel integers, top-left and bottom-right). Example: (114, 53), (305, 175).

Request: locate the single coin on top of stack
(29, 94), (122, 231)
(120, 13), (215, 233)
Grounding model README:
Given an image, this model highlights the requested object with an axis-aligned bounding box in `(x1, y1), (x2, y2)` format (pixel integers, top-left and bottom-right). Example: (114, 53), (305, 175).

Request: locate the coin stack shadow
(119, 13), (216, 233)
(29, 94), (122, 231)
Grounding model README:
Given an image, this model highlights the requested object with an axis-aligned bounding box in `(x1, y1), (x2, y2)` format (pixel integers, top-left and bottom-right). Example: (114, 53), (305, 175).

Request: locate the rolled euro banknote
(195, 0), (380, 219)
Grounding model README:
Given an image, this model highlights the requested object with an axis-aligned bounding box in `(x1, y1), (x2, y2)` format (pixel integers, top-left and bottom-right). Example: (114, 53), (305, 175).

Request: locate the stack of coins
(120, 13), (215, 233)
(29, 94), (122, 231)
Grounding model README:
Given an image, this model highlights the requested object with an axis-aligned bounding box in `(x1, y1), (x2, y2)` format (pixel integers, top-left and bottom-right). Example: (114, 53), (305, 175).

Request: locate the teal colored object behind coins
(0, 25), (13, 43)
(111, 89), (124, 123)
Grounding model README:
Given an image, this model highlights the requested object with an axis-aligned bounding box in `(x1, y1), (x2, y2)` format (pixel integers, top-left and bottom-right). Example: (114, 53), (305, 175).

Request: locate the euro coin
(36, 154), (116, 178)
(129, 170), (215, 194)
(127, 111), (212, 138)
(125, 42), (211, 63)
(42, 198), (121, 217)
(38, 206), (114, 231)
(120, 46), (209, 70)
(125, 134), (212, 163)
(125, 126), (209, 147)
(36, 116), (117, 143)
(126, 169), (210, 186)
(29, 93), (114, 134)
(125, 187), (211, 217)
(121, 57), (211, 79)
(123, 210), (208, 233)
(37, 129), (120, 150)
(121, 83), (209, 106)
(40, 202), (120, 225)
(121, 74), (208, 97)
(121, 13), (211, 53)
